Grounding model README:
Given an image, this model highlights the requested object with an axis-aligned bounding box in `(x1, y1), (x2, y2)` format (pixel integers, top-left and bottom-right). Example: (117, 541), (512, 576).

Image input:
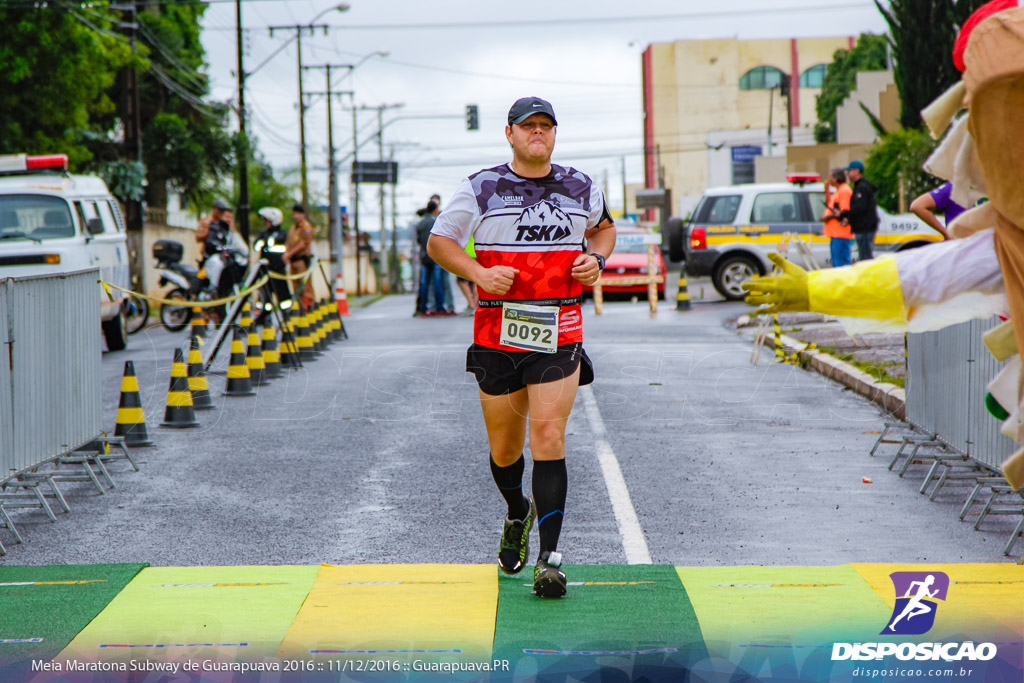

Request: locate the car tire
(102, 307), (128, 351)
(712, 255), (760, 301)
(666, 217), (685, 263)
(159, 287), (192, 332)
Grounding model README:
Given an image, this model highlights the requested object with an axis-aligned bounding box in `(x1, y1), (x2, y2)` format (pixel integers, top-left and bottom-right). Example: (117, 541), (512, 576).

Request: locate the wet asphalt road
(2, 283), (1017, 567)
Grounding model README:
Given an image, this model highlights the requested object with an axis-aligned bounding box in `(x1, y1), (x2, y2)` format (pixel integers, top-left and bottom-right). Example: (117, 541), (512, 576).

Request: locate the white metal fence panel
(4, 269), (102, 477)
(906, 318), (1017, 471)
(0, 289), (11, 475)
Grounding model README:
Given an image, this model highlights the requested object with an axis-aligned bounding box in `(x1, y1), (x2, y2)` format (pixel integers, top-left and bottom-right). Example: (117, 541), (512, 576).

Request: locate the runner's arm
(575, 219), (617, 282)
(427, 234), (518, 295)
(909, 192), (950, 240)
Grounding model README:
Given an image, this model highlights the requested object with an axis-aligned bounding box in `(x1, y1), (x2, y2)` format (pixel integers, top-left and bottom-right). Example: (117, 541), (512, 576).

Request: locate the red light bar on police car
(786, 173), (821, 184)
(0, 154), (69, 174)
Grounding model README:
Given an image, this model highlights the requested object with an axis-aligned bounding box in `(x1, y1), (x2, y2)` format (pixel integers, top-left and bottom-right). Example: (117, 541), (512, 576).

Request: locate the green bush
(864, 128), (938, 213)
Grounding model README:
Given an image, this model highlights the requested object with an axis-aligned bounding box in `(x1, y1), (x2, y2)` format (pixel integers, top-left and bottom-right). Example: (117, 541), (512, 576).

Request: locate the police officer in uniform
(254, 207), (291, 322)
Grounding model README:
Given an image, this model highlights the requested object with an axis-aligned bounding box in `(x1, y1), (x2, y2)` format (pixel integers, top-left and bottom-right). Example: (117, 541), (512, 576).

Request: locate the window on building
(732, 161), (755, 185)
(739, 66), (785, 90)
(751, 192), (802, 223)
(799, 64), (828, 88)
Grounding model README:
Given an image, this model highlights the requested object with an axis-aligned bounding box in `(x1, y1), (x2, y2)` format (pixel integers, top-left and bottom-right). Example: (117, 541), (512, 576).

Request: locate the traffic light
(780, 73), (792, 98)
(465, 104), (479, 131)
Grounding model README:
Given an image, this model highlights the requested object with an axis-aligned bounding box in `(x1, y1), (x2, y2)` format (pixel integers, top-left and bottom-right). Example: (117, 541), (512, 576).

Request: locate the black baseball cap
(507, 97), (557, 126)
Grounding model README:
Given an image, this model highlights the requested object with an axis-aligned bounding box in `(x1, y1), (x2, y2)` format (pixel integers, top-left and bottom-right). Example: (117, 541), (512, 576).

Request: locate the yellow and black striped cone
(246, 323), (269, 385)
(279, 310), (299, 369)
(186, 335), (214, 411)
(239, 300), (253, 331)
(261, 322), (283, 379)
(161, 348), (200, 428)
(773, 314), (785, 363)
(114, 360), (154, 447)
(190, 306), (208, 340)
(319, 299), (335, 346)
(311, 300), (326, 351)
(326, 297), (343, 342)
(676, 270), (692, 311)
(224, 327), (256, 396)
(296, 310), (317, 361)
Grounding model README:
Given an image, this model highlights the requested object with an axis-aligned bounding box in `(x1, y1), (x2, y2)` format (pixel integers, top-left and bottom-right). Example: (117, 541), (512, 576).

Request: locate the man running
(427, 97), (616, 598)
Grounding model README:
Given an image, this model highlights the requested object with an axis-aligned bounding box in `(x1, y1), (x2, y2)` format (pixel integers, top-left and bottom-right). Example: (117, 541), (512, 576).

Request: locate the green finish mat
(0, 563), (146, 675)
(492, 564), (707, 679)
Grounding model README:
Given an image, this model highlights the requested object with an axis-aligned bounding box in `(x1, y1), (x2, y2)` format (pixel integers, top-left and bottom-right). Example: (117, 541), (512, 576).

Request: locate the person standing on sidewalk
(415, 199), (447, 317)
(284, 204), (315, 311)
(822, 169), (854, 267)
(427, 96), (616, 598)
(840, 160), (879, 261)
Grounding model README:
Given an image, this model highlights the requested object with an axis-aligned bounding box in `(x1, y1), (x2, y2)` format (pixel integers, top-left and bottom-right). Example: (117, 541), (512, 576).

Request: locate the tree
(0, 6), (136, 167)
(814, 34), (889, 143)
(876, 0), (988, 130)
(865, 128), (938, 213)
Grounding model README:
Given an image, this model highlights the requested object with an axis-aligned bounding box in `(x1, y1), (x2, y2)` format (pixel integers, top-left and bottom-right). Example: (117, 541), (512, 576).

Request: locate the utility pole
(767, 85), (775, 156)
(621, 156), (628, 217)
(268, 23), (329, 210)
(390, 144), (400, 293)
(235, 0), (250, 243)
(305, 64), (353, 299)
(361, 103), (403, 294)
(117, 1), (144, 291)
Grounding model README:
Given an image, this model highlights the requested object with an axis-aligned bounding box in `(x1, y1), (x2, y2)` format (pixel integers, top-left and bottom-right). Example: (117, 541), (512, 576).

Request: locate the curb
(739, 315), (906, 420)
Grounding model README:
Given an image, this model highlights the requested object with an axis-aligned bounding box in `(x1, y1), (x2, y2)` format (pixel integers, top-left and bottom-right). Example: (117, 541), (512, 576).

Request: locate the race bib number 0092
(499, 303), (559, 353)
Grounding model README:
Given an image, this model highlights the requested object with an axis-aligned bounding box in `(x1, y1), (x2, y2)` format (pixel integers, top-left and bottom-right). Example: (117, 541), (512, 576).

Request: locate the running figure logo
(883, 571), (949, 635)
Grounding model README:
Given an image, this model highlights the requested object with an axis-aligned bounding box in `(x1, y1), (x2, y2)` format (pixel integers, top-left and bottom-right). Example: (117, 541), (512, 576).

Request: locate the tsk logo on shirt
(514, 200), (573, 242)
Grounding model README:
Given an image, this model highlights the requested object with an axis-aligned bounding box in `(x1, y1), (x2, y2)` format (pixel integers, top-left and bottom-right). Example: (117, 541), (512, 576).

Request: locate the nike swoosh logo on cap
(532, 103), (543, 107)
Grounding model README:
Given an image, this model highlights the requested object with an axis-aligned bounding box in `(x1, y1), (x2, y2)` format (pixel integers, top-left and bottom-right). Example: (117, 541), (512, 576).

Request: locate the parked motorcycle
(152, 239), (249, 331)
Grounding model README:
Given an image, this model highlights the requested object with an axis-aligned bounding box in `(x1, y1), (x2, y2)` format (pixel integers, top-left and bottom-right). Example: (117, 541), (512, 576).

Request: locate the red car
(582, 226), (666, 301)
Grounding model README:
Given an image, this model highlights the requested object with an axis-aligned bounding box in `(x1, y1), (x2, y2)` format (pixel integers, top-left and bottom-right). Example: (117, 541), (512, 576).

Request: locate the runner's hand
(741, 253), (809, 315)
(571, 253), (601, 285)
(478, 266), (518, 295)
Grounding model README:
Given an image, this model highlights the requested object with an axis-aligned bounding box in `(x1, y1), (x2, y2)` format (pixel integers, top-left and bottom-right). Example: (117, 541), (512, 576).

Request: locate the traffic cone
(313, 300), (328, 351)
(296, 310), (317, 361)
(224, 327), (256, 396)
(334, 272), (350, 316)
(676, 270), (692, 311)
(246, 323), (269, 386)
(190, 306), (208, 340)
(324, 298), (340, 343)
(318, 299), (332, 348)
(114, 361), (154, 447)
(161, 348), (200, 428)
(238, 300), (253, 332)
(279, 310), (299, 369)
(261, 322), (283, 379)
(186, 336), (214, 411)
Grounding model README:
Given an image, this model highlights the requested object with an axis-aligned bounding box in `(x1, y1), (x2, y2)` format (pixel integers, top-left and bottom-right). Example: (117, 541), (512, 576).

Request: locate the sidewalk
(736, 311), (908, 419)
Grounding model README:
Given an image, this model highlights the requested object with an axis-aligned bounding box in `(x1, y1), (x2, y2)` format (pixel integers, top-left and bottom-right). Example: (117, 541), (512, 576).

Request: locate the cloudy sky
(198, 1), (890, 233)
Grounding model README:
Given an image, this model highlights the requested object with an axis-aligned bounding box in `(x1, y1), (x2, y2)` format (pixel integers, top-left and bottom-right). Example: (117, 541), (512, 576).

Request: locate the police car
(666, 174), (941, 300)
(0, 154), (130, 350)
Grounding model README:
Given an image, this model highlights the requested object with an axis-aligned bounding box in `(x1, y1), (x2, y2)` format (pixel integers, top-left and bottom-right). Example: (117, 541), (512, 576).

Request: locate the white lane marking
(579, 385), (652, 564)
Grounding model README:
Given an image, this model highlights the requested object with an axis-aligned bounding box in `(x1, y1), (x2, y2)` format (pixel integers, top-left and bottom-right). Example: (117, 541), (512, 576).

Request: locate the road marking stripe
(580, 385), (652, 564)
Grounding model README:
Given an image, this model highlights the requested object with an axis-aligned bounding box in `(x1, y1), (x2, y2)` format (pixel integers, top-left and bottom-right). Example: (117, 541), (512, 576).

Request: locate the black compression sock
(490, 454), (529, 520)
(532, 459), (567, 555)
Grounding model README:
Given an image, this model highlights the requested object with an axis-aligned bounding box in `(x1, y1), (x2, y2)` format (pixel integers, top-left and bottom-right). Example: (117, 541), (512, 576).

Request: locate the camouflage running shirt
(431, 163), (611, 350)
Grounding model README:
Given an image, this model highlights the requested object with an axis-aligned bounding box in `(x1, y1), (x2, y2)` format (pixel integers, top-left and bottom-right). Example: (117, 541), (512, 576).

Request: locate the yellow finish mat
(853, 563), (1024, 641)
(277, 564), (497, 661)
(57, 566), (318, 664)
(677, 565), (892, 648)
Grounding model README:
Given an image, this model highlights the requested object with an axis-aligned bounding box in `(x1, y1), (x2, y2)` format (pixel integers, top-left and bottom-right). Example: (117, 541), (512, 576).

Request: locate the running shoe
(533, 550), (566, 598)
(498, 497), (535, 575)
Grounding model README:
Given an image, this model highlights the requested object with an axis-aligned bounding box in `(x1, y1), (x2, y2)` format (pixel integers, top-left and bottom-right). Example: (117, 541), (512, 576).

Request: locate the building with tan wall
(641, 35), (855, 215)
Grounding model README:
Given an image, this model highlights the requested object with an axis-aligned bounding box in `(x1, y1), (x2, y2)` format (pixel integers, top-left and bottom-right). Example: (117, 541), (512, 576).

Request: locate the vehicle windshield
(615, 236), (655, 253)
(0, 195), (75, 241)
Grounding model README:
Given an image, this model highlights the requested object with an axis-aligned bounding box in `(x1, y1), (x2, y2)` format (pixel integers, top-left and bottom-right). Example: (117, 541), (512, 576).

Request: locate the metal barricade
(906, 318), (1017, 470)
(1, 269), (103, 481)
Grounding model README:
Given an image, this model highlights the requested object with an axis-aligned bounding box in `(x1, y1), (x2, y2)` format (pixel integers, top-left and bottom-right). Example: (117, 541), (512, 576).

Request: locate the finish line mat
(278, 564), (497, 662)
(853, 563), (1024, 641)
(492, 564), (706, 680)
(0, 563), (145, 677)
(57, 565), (318, 665)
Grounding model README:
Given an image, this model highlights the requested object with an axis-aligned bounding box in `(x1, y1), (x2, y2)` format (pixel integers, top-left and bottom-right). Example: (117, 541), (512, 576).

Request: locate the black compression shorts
(466, 342), (594, 396)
